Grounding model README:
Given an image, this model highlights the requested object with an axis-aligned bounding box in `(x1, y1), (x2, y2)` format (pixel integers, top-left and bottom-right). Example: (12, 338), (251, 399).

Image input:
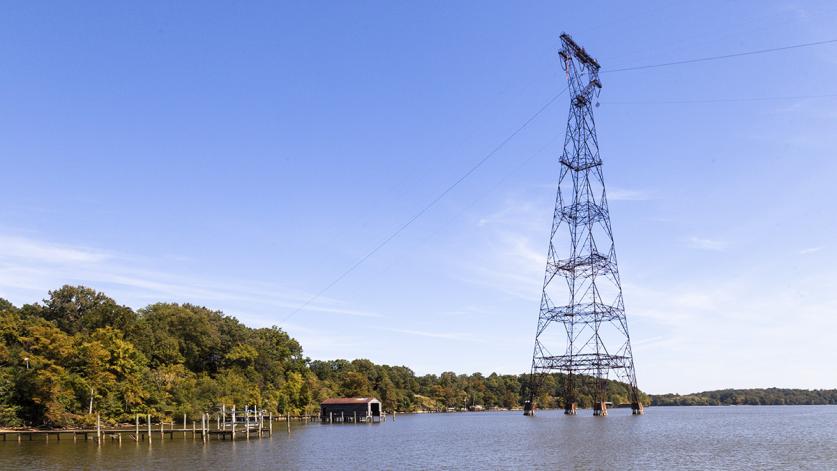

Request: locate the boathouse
(320, 397), (381, 423)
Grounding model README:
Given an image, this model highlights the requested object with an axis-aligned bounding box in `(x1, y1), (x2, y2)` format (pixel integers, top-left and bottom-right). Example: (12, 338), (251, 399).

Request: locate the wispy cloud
(455, 233), (544, 301)
(0, 235), (110, 264)
(607, 187), (654, 201)
(799, 246), (823, 255)
(0, 232), (379, 320)
(686, 236), (728, 251)
(375, 326), (484, 342)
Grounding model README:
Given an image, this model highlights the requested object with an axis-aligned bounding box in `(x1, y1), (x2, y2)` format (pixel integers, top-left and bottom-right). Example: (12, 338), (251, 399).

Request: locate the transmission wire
(281, 87), (568, 322)
(604, 38), (837, 73)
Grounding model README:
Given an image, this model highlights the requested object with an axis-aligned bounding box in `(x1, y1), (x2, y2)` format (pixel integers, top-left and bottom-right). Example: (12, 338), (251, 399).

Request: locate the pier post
(136, 415), (140, 442)
(246, 406), (250, 440)
(192, 421), (196, 439)
(96, 413), (101, 446)
(160, 420), (164, 440)
(232, 405), (236, 440)
(222, 404), (226, 431)
(183, 413), (187, 439)
(269, 412), (273, 436)
(147, 414), (152, 443)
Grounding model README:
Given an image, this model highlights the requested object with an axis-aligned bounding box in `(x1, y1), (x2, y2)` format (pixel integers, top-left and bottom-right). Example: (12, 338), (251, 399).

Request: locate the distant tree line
(2, 286), (830, 428)
(0, 286), (647, 428)
(650, 389), (837, 406)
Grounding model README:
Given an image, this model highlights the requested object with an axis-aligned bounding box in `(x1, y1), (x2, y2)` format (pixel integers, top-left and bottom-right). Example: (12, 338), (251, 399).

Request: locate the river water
(2, 406), (836, 470)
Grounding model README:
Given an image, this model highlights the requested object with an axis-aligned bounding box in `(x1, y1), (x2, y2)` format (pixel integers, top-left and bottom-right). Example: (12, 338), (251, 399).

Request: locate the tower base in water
(593, 401), (608, 417)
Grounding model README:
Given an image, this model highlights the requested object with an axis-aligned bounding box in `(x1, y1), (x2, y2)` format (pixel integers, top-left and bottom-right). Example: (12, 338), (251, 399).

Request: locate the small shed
(320, 397), (382, 423)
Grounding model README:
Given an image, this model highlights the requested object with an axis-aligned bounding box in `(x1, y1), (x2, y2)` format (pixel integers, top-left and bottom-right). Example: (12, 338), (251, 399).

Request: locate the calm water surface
(2, 406), (836, 470)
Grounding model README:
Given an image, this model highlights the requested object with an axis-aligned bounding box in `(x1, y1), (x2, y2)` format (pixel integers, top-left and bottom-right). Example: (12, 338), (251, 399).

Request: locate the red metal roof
(321, 397), (379, 405)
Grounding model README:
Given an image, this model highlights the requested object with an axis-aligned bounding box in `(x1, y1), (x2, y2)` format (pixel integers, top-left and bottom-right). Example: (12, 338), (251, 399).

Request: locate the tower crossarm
(559, 201), (608, 225)
(533, 353), (633, 373)
(542, 303), (623, 324)
(548, 252), (613, 278)
(558, 33), (600, 70)
(560, 154), (601, 171)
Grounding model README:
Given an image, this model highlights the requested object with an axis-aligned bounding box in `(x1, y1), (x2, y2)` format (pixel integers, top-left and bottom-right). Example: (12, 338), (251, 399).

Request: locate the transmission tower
(524, 33), (643, 417)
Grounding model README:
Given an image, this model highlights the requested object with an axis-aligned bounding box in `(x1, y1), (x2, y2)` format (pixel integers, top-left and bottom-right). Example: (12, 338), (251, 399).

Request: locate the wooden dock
(0, 425), (274, 443)
(0, 407), (325, 445)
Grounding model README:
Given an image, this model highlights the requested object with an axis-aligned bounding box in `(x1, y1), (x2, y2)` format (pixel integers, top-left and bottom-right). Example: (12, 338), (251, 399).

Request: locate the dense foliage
(650, 389), (837, 406)
(6, 286), (829, 428)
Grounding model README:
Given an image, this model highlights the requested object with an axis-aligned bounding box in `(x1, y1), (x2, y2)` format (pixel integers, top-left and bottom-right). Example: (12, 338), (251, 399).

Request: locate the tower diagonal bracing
(525, 33), (642, 417)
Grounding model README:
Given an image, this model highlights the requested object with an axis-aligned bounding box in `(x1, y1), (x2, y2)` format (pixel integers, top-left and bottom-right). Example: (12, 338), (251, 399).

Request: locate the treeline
(650, 389), (837, 406)
(0, 285), (647, 427)
(310, 359), (647, 413)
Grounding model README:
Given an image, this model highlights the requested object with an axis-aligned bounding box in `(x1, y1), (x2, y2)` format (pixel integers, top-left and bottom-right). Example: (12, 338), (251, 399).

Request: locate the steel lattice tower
(524, 33), (642, 417)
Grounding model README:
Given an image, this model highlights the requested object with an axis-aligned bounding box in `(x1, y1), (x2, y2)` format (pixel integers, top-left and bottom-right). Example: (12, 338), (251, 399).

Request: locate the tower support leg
(564, 402), (577, 415)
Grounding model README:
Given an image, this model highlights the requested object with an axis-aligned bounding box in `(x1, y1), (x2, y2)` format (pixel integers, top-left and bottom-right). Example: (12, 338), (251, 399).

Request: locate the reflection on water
(2, 406), (837, 470)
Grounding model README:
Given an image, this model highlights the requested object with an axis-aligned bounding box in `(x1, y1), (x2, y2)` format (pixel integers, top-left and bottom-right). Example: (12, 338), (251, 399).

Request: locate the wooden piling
(147, 414), (152, 443)
(268, 412), (273, 435)
(287, 411), (290, 433)
(246, 405), (250, 440)
(96, 413), (101, 446)
(231, 405), (236, 440)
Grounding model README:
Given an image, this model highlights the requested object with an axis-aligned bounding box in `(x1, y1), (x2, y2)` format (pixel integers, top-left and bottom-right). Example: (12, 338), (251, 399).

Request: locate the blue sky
(2, 1), (836, 394)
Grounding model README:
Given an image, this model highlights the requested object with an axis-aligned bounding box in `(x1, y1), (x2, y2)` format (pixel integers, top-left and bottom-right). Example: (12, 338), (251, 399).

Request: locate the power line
(281, 87), (568, 322)
(604, 38), (837, 73)
(282, 36), (837, 323)
(375, 133), (562, 277)
(602, 93), (837, 105)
